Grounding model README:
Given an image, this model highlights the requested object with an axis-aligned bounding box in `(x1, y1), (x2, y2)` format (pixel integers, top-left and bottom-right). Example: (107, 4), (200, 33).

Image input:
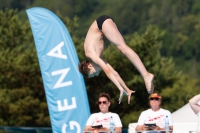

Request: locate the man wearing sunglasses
(135, 92), (173, 131)
(84, 92), (122, 133)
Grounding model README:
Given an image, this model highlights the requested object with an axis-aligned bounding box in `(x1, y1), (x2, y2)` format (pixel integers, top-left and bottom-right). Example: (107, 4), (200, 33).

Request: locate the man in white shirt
(84, 92), (122, 133)
(136, 92), (173, 131)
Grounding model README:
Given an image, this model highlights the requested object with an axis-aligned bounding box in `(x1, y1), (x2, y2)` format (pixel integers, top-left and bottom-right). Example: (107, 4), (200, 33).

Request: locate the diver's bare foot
(126, 90), (135, 104)
(144, 73), (154, 94)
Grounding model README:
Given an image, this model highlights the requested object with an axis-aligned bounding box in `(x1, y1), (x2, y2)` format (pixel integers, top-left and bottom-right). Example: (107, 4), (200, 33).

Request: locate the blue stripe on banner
(26, 7), (90, 133)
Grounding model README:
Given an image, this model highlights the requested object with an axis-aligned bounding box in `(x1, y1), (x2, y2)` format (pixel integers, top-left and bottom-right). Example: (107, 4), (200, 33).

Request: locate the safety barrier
(0, 127), (128, 133)
(0, 127), (52, 133)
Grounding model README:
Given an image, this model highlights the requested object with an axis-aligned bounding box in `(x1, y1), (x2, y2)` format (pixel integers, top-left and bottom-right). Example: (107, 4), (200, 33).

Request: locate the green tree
(0, 0), (34, 11)
(0, 9), (49, 126)
(0, 9), (80, 127)
(165, 14), (200, 78)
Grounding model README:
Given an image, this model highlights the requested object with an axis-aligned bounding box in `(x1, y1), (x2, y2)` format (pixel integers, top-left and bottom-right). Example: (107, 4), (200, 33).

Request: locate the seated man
(135, 92), (173, 131)
(84, 92), (122, 133)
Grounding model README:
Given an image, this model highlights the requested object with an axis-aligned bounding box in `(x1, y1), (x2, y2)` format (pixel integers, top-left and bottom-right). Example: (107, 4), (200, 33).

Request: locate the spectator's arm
(135, 125), (149, 131)
(170, 126), (173, 131)
(135, 125), (143, 131)
(189, 94), (200, 114)
(84, 126), (92, 131)
(115, 127), (122, 133)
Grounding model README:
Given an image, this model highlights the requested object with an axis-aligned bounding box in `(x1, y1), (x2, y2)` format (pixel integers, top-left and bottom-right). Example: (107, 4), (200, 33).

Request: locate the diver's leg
(102, 19), (154, 93)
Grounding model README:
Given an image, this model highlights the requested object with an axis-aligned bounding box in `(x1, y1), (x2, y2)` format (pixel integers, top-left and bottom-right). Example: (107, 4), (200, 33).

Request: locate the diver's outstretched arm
(106, 63), (135, 104)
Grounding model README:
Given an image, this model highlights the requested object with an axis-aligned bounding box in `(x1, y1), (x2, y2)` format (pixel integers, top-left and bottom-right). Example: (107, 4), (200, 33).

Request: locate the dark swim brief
(96, 15), (113, 30)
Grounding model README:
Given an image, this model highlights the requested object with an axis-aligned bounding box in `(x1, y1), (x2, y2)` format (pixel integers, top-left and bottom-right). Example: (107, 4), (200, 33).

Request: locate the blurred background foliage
(0, 0), (199, 128)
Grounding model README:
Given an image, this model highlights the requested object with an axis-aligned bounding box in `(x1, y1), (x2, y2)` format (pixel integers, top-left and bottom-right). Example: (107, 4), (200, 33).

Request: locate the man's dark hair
(78, 60), (90, 77)
(98, 92), (111, 102)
